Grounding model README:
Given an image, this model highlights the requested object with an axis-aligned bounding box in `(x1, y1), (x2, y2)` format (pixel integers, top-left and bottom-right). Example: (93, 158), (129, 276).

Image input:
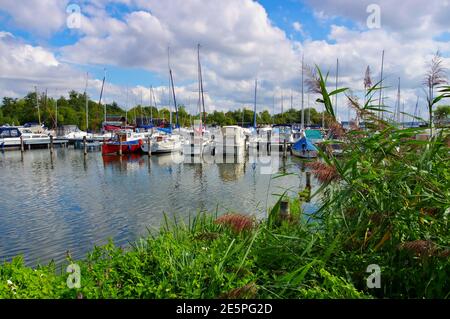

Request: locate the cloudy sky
(0, 0), (449, 120)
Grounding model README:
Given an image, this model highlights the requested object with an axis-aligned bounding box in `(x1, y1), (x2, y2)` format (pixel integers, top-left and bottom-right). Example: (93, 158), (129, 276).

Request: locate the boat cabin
(0, 127), (22, 138)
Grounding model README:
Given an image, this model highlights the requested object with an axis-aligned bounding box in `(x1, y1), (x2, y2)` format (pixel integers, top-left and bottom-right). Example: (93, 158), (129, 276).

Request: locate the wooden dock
(1, 138), (69, 151)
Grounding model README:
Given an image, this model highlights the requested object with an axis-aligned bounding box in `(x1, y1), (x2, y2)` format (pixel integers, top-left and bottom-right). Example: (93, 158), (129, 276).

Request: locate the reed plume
(215, 213), (255, 233)
(306, 162), (340, 183)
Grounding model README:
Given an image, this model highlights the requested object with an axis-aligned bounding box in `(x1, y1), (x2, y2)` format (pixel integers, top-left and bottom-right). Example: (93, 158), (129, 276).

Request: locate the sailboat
(291, 134), (318, 159)
(101, 130), (144, 155)
(141, 48), (183, 154)
(248, 79), (271, 149)
(183, 44), (213, 156)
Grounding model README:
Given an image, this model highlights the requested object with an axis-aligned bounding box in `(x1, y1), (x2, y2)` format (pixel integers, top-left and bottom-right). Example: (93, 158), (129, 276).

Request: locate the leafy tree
(433, 105), (450, 124)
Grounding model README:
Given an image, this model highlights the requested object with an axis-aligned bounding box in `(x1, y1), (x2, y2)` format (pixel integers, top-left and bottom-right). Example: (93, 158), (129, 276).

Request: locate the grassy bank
(0, 206), (372, 299)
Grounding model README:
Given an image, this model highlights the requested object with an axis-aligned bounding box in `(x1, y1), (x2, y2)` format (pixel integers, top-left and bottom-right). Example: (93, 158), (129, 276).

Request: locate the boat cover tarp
(157, 127), (173, 134)
(305, 129), (323, 140)
(292, 136), (317, 152)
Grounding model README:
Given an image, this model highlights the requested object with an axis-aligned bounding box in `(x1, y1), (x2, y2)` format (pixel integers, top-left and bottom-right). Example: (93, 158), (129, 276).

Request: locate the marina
(0, 0), (448, 302)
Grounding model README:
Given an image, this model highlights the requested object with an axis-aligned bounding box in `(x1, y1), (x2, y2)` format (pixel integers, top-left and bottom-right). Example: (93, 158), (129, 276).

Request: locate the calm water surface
(0, 148), (319, 266)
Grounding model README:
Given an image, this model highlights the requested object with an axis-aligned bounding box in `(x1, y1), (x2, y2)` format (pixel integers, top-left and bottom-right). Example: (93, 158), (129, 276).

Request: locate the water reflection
(0, 148), (319, 266)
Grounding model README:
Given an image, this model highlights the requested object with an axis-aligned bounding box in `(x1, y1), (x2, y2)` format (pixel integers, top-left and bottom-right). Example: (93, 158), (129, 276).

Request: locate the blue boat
(292, 136), (318, 159)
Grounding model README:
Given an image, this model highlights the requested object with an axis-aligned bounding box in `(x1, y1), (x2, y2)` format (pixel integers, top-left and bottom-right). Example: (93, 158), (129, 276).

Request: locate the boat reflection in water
(217, 162), (246, 182)
(102, 153), (146, 171)
(155, 151), (184, 166)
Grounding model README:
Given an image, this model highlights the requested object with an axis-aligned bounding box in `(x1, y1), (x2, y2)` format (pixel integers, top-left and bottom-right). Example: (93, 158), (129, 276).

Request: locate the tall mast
(253, 78), (257, 129)
(84, 72), (89, 131)
(169, 70), (179, 128)
(125, 85), (128, 124)
(149, 86), (153, 124)
(140, 89), (144, 125)
(378, 50), (385, 120)
(307, 92), (310, 126)
(35, 86), (41, 126)
(197, 44), (206, 129)
(55, 90), (58, 129)
(98, 68), (106, 127)
(301, 54), (305, 128)
(334, 58), (339, 120)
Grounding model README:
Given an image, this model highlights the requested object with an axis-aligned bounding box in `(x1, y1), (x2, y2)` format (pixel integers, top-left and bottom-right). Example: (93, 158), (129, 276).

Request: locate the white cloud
(292, 21), (302, 32)
(0, 0), (69, 36)
(307, 0), (450, 39)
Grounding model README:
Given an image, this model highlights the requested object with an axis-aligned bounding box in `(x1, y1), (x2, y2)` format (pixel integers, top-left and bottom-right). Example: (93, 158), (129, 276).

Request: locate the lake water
(0, 148), (319, 266)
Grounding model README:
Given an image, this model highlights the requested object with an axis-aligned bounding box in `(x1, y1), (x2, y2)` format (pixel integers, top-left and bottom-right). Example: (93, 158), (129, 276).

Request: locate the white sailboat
(183, 44), (213, 156)
(141, 130), (183, 154)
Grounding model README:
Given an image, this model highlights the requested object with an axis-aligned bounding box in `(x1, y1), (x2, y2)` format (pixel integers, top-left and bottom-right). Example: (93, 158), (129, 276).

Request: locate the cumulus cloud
(0, 0), (449, 121)
(0, 0), (69, 36)
(307, 0), (450, 38)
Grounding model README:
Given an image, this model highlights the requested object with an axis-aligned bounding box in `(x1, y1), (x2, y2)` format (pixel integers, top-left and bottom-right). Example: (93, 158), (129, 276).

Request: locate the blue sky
(0, 0), (449, 119)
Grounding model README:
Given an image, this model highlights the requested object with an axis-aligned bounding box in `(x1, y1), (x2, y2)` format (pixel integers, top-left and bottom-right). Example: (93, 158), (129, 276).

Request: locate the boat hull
(292, 149), (318, 158)
(101, 140), (143, 155)
(141, 141), (182, 154)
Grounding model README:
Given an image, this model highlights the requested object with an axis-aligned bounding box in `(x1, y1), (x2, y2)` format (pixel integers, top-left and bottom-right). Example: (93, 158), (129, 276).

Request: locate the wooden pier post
(306, 171), (311, 189)
(283, 139), (287, 159)
(20, 136), (24, 153)
(50, 135), (54, 154)
(83, 136), (87, 156)
(147, 136), (152, 156)
(119, 138), (123, 156)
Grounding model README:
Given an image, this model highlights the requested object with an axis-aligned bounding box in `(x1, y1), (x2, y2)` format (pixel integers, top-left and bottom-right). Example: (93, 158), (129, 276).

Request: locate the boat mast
(98, 68), (106, 128)
(84, 72), (89, 131)
(35, 86), (41, 126)
(307, 92), (310, 126)
(149, 86), (153, 125)
(169, 68), (179, 129)
(197, 44), (206, 130)
(125, 85), (128, 125)
(301, 54), (304, 129)
(253, 78), (257, 129)
(152, 86), (158, 124)
(55, 90), (58, 129)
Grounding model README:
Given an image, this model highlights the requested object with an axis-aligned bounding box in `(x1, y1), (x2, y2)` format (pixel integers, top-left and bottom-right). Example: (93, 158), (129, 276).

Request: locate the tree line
(0, 90), (334, 131)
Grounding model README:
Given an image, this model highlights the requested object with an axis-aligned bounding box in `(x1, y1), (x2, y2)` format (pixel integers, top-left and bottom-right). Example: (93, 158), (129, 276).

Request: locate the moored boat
(292, 136), (318, 159)
(101, 130), (143, 155)
(141, 131), (183, 154)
